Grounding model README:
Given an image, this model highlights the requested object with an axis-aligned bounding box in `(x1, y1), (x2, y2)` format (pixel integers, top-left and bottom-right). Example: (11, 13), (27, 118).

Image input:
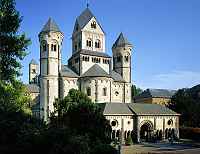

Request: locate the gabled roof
(98, 103), (134, 115)
(128, 103), (179, 115)
(111, 70), (125, 82)
(60, 65), (79, 78)
(26, 84), (39, 93)
(40, 17), (61, 33)
(81, 64), (110, 77)
(76, 8), (104, 32)
(112, 32), (132, 48)
(29, 59), (38, 65)
(135, 89), (176, 99)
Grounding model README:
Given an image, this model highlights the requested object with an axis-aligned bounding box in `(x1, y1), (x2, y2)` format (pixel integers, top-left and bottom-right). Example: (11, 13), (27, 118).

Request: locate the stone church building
(27, 8), (179, 142)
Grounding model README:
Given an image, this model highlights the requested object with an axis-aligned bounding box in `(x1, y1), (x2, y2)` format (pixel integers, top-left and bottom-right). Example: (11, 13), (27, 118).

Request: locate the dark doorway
(140, 122), (153, 142)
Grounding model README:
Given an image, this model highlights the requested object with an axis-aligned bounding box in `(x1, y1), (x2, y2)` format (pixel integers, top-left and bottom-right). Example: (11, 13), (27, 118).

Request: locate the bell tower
(39, 18), (64, 121)
(112, 32), (133, 83)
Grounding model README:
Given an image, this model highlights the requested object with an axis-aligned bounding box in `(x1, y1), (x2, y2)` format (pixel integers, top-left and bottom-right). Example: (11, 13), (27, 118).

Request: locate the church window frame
(86, 39), (92, 47)
(95, 39), (101, 48)
(103, 87), (107, 96)
(87, 87), (91, 96)
(32, 69), (36, 74)
(91, 21), (97, 29)
(125, 56), (129, 62)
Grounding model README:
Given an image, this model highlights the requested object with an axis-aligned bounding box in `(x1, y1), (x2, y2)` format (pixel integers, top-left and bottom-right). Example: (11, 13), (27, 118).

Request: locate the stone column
(121, 118), (125, 145)
(136, 117), (140, 143)
(162, 118), (165, 140)
(176, 117), (180, 138)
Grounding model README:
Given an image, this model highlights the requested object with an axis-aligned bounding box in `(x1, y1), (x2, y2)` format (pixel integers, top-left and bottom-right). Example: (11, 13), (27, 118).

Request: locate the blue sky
(16, 0), (200, 90)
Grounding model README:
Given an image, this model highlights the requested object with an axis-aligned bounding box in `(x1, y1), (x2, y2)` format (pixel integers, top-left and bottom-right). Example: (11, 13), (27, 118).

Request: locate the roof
(29, 59), (38, 65)
(112, 32), (132, 48)
(76, 8), (94, 29)
(111, 71), (125, 82)
(80, 49), (111, 58)
(26, 84), (39, 93)
(128, 103), (179, 115)
(98, 103), (134, 115)
(40, 17), (61, 33)
(135, 89), (176, 99)
(81, 64), (111, 78)
(60, 65), (79, 78)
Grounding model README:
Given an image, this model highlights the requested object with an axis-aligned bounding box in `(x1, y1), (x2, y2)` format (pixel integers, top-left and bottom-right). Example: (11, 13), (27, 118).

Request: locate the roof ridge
(40, 17), (61, 33)
(112, 32), (132, 48)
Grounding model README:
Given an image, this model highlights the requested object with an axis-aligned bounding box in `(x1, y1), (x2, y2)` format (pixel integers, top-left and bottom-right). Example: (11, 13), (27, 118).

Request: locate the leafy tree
(0, 0), (30, 83)
(131, 85), (143, 97)
(168, 85), (200, 127)
(52, 89), (112, 144)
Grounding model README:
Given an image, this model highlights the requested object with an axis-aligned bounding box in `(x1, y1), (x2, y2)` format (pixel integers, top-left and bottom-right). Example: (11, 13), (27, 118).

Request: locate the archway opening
(140, 122), (153, 142)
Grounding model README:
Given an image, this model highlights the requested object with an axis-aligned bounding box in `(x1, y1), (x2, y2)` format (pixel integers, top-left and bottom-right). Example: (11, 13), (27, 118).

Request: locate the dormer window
(91, 21), (96, 29)
(86, 39), (92, 47)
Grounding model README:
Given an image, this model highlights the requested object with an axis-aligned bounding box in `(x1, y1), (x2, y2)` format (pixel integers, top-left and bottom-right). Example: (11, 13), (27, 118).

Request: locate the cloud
(135, 70), (200, 90)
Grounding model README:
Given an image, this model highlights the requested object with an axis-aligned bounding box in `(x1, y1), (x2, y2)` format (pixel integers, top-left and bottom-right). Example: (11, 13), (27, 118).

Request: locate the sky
(16, 0), (200, 90)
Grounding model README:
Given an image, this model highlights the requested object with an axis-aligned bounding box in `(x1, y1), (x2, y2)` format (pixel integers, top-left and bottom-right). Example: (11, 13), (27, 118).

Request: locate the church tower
(29, 59), (39, 84)
(39, 18), (64, 121)
(112, 33), (133, 83)
(69, 8), (108, 75)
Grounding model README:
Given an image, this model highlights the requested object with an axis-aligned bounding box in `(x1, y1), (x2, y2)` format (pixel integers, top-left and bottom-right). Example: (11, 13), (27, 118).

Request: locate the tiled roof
(111, 70), (125, 82)
(76, 8), (94, 29)
(80, 49), (111, 58)
(81, 64), (111, 77)
(135, 89), (176, 99)
(40, 17), (61, 33)
(26, 84), (39, 93)
(98, 103), (134, 115)
(60, 65), (79, 78)
(128, 103), (179, 115)
(29, 59), (38, 65)
(112, 32), (132, 48)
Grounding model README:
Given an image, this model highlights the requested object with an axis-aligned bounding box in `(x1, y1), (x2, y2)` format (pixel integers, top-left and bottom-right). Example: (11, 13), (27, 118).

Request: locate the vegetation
(131, 85), (143, 97)
(0, 0), (30, 83)
(125, 135), (133, 146)
(0, 0), (116, 153)
(168, 84), (200, 127)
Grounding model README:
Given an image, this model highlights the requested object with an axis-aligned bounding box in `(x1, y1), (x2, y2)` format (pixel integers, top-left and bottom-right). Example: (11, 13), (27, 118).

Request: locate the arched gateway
(140, 120), (153, 142)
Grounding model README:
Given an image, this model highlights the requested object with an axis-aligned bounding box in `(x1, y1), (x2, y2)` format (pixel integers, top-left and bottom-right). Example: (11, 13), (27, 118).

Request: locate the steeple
(40, 17), (61, 33)
(112, 32), (132, 49)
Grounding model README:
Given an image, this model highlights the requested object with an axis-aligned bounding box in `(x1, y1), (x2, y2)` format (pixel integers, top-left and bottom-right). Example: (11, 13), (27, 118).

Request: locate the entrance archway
(140, 121), (153, 142)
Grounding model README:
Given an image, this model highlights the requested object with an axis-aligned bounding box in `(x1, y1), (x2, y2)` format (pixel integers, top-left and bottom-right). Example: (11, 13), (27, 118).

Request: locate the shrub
(125, 135), (133, 146)
(91, 144), (118, 154)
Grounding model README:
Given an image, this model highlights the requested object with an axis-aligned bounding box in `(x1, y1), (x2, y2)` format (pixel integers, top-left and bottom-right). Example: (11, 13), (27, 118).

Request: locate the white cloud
(135, 70), (200, 90)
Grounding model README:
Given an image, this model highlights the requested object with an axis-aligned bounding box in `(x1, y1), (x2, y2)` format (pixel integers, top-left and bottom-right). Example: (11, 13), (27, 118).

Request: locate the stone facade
(27, 8), (180, 142)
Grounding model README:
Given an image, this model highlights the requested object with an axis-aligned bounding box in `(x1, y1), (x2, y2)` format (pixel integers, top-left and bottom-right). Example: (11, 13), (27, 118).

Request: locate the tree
(131, 85), (143, 97)
(0, 0), (30, 83)
(168, 85), (200, 127)
(52, 89), (112, 144)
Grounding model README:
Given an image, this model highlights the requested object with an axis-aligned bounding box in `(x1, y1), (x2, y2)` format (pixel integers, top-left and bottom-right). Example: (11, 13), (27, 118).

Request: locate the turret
(39, 18), (64, 121)
(112, 33), (133, 83)
(29, 59), (39, 84)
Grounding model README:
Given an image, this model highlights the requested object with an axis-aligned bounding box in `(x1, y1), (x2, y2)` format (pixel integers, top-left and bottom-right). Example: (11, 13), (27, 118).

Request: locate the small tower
(112, 33), (133, 83)
(29, 59), (39, 84)
(39, 18), (64, 121)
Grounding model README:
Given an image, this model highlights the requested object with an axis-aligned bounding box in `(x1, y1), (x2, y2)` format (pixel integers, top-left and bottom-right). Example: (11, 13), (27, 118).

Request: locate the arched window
(125, 56), (129, 62)
(91, 21), (96, 29)
(103, 87), (107, 96)
(41, 41), (47, 52)
(95, 39), (101, 48)
(86, 39), (92, 47)
(87, 87), (91, 96)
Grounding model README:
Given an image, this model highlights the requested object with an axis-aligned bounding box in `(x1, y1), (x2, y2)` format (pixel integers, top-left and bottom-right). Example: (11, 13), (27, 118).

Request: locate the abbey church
(27, 8), (180, 142)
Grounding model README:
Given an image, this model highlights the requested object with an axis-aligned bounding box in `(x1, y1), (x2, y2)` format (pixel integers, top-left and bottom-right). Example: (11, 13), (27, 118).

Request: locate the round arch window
(167, 119), (173, 125)
(111, 120), (118, 127)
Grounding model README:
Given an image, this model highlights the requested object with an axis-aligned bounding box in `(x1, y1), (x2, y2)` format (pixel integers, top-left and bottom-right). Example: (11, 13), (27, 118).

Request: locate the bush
(180, 127), (200, 141)
(91, 144), (118, 154)
(125, 135), (133, 146)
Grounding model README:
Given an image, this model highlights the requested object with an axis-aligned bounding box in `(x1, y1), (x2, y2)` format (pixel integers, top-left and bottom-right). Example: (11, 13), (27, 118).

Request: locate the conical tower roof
(40, 17), (61, 33)
(29, 59), (38, 65)
(112, 32), (132, 48)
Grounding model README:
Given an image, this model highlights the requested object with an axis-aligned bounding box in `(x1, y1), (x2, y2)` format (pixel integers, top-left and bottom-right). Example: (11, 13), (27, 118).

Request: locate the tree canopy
(168, 85), (200, 127)
(0, 0), (30, 83)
